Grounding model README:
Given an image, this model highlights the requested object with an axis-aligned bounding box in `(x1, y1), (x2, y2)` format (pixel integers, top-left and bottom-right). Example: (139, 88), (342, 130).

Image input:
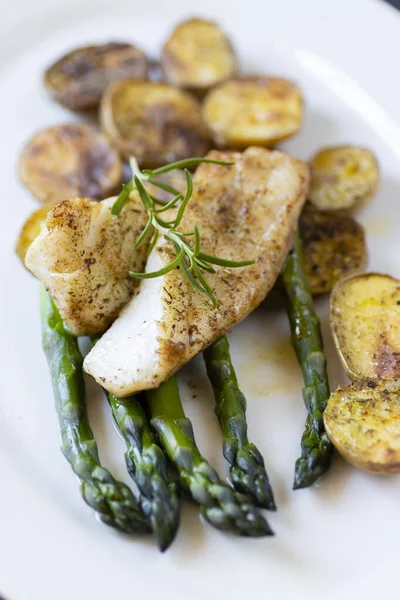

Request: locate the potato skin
(100, 80), (211, 168)
(203, 76), (303, 149)
(309, 145), (380, 213)
(19, 124), (123, 204)
(161, 18), (237, 92)
(330, 273), (400, 381)
(300, 205), (368, 295)
(44, 42), (148, 110)
(15, 202), (58, 267)
(324, 379), (400, 473)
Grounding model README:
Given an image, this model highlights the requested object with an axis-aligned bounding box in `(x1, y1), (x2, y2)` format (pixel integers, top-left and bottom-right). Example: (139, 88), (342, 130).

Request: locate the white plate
(1, 0), (400, 598)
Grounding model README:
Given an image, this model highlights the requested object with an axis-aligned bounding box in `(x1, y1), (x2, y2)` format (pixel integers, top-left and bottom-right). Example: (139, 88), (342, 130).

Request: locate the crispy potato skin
(25, 195), (149, 336)
(15, 202), (58, 267)
(203, 76), (303, 149)
(100, 80), (211, 167)
(309, 145), (380, 213)
(330, 273), (400, 381)
(300, 205), (368, 295)
(324, 379), (400, 473)
(19, 124), (123, 204)
(44, 43), (148, 110)
(161, 18), (237, 91)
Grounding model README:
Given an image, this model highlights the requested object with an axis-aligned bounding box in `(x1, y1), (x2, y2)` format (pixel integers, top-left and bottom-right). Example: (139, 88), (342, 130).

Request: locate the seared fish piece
(84, 147), (310, 396)
(25, 195), (148, 336)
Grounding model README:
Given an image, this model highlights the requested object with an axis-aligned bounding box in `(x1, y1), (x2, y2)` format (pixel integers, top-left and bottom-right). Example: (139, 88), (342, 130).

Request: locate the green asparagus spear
(40, 286), (149, 534)
(281, 232), (334, 489)
(106, 391), (180, 551)
(147, 376), (273, 537)
(203, 335), (276, 510)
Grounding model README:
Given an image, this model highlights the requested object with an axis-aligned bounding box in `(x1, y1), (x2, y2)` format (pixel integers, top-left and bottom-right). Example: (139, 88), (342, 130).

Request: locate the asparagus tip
(292, 456), (329, 490)
(142, 481), (180, 552)
(229, 444), (277, 511)
(195, 479), (274, 537)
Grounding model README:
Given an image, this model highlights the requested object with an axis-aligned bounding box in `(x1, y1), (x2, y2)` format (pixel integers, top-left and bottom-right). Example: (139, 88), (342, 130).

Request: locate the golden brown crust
(158, 150), (309, 383)
(300, 205), (368, 295)
(100, 80), (211, 167)
(19, 124), (123, 204)
(324, 379), (400, 473)
(25, 195), (149, 335)
(330, 273), (400, 381)
(44, 42), (149, 110)
(202, 76), (303, 149)
(308, 145), (380, 213)
(161, 18), (238, 91)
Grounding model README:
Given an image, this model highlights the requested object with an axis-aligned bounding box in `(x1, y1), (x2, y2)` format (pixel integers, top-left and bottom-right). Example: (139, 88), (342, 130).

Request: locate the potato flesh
(161, 18), (237, 90)
(300, 206), (367, 295)
(203, 76), (303, 149)
(100, 81), (210, 167)
(309, 145), (380, 212)
(19, 124), (123, 204)
(44, 43), (149, 110)
(324, 379), (400, 473)
(330, 273), (400, 381)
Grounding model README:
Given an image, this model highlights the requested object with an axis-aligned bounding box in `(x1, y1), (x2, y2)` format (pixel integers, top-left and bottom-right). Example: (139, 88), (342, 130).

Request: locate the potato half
(44, 42), (148, 110)
(300, 206), (368, 295)
(19, 124), (123, 204)
(330, 273), (400, 381)
(309, 145), (380, 213)
(161, 18), (237, 92)
(324, 378), (400, 473)
(203, 76), (303, 149)
(100, 80), (211, 167)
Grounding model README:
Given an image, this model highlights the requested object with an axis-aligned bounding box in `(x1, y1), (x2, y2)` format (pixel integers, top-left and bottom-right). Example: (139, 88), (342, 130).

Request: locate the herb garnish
(112, 157), (254, 308)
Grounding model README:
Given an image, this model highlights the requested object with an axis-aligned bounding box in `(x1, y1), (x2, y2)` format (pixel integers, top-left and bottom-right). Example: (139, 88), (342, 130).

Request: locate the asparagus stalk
(203, 335), (276, 510)
(147, 376), (273, 537)
(40, 286), (149, 534)
(281, 232), (334, 489)
(105, 391), (180, 551)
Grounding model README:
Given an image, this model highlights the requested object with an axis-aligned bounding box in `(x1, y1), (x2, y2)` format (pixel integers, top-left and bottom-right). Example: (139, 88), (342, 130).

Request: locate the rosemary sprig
(112, 157), (255, 308)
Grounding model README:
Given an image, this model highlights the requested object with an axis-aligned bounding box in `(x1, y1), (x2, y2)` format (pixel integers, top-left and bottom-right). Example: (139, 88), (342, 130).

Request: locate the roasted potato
(100, 80), (211, 167)
(44, 42), (148, 110)
(19, 124), (123, 203)
(308, 146), (380, 213)
(202, 76), (303, 149)
(161, 18), (237, 92)
(330, 273), (400, 381)
(324, 378), (400, 473)
(300, 206), (367, 295)
(15, 202), (58, 266)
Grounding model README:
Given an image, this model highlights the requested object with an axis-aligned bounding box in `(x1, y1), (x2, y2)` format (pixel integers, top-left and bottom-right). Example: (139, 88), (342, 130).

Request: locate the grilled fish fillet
(84, 147), (310, 396)
(25, 195), (148, 335)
